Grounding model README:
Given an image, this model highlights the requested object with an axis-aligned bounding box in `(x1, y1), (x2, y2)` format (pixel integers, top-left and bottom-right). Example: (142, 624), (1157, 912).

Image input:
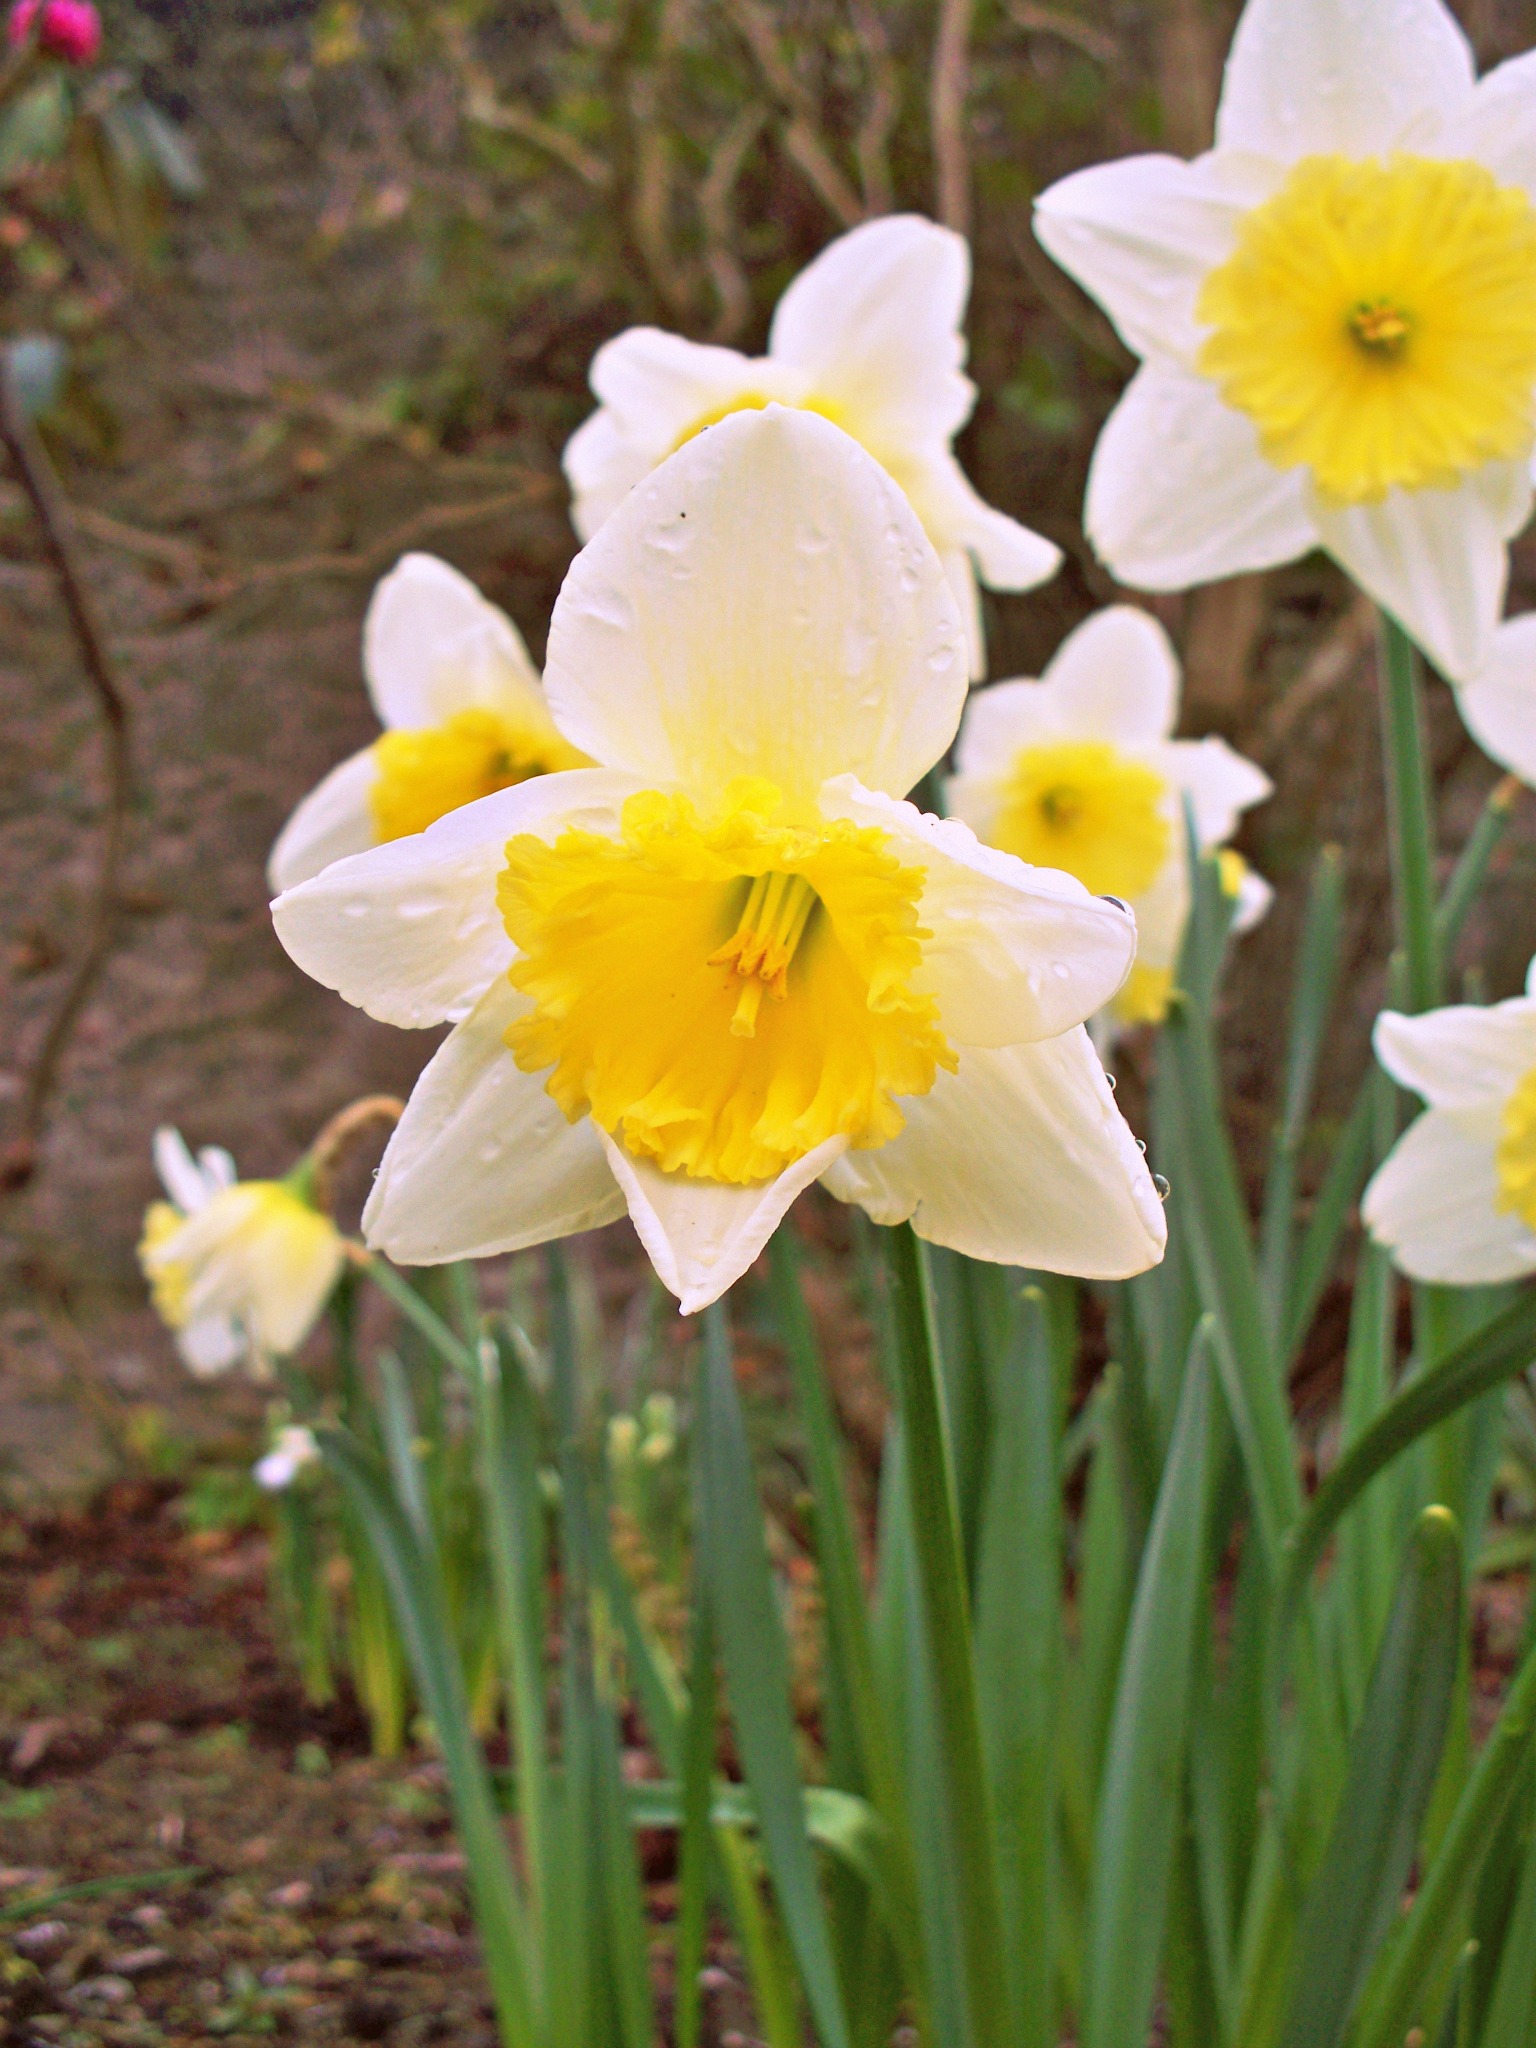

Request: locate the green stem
(881, 1223), (1011, 2048)
(1376, 611), (1441, 1014)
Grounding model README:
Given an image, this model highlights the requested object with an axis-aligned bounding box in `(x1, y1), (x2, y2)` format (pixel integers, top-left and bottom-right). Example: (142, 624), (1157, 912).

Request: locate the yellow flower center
(1113, 963), (1175, 1029)
(669, 391), (847, 455)
(992, 739), (1170, 900)
(1197, 153), (1536, 503)
(1496, 1063), (1536, 1230)
(497, 780), (955, 1186)
(139, 1200), (192, 1327)
(369, 708), (586, 843)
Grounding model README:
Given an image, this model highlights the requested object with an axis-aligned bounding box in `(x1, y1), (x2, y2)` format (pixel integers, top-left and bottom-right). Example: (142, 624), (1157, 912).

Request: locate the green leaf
(1260, 844), (1344, 1338)
(317, 1427), (539, 2046)
(1352, 1633), (1536, 2048)
(1477, 1779), (1536, 2048)
(1082, 1324), (1213, 2048)
(974, 1283), (1062, 2048)
(1276, 1288), (1536, 1653)
(696, 1302), (853, 2048)
(1276, 1506), (1463, 2048)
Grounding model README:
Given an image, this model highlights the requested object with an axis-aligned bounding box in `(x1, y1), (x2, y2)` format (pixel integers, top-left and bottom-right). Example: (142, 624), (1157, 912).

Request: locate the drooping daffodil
(1033, 0), (1536, 683)
(563, 213), (1060, 677)
(1364, 960), (1536, 1282)
(255, 1424), (322, 1492)
(268, 553), (587, 893)
(947, 606), (1272, 1034)
(1456, 614), (1536, 788)
(274, 408), (1166, 1314)
(139, 1127), (345, 1373)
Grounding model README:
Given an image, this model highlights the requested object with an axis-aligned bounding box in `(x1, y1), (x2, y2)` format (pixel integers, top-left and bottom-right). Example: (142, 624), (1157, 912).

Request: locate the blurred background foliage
(2, 0), (1536, 1497)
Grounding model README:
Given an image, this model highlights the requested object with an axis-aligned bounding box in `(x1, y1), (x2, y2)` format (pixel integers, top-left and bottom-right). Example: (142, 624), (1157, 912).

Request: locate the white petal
(1373, 999), (1536, 1108)
(939, 543), (986, 682)
(1086, 366), (1316, 591)
(249, 1229), (346, 1356)
(1313, 465), (1531, 684)
(362, 977), (625, 1263)
(822, 1031), (1166, 1278)
(1232, 865), (1273, 933)
(1042, 605), (1181, 743)
(602, 1130), (848, 1316)
(1033, 153), (1260, 366)
(1363, 1103), (1536, 1285)
(267, 746), (380, 894)
(153, 1125), (217, 1213)
(197, 1146), (238, 1192)
(272, 768), (641, 1029)
(1434, 51), (1536, 197)
(364, 553), (545, 730)
(1453, 615), (1536, 784)
(1123, 848), (1190, 975)
(178, 1314), (244, 1377)
(543, 407), (967, 806)
(1215, 0), (1475, 161)
(565, 330), (801, 539)
(768, 215), (975, 445)
(948, 685), (1066, 828)
(820, 778), (1138, 1046)
(910, 450), (1062, 592)
(1160, 735), (1272, 845)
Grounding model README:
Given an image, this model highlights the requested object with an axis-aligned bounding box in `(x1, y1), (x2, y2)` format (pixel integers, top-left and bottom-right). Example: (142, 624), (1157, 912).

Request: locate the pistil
(710, 871), (820, 1037)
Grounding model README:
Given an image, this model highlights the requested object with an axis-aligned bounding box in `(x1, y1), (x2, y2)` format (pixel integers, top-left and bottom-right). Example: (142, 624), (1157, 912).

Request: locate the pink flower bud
(7, 0), (103, 65)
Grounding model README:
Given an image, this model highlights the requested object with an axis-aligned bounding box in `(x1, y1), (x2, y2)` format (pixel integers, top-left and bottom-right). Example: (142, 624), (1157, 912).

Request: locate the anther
(1348, 299), (1411, 357)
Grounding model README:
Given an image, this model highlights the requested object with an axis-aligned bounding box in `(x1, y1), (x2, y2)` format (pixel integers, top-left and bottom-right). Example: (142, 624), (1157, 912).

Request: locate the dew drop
(1050, 961), (1071, 980)
(1153, 1173), (1171, 1202)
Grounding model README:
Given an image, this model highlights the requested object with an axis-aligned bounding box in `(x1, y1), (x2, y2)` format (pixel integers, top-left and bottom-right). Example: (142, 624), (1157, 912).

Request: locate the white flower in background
(1033, 0), (1536, 683)
(255, 1424), (321, 1492)
(268, 553), (587, 893)
(139, 1127), (345, 1373)
(948, 606), (1272, 1032)
(1364, 962), (1536, 1282)
(274, 409), (1166, 1314)
(563, 214), (1061, 677)
(1457, 613), (1536, 787)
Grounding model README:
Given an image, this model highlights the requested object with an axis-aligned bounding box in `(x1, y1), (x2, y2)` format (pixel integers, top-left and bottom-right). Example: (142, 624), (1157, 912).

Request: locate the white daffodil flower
(274, 409), (1166, 1314)
(1457, 613), (1536, 787)
(563, 214), (1061, 677)
(139, 1127), (345, 1373)
(255, 1424), (322, 1492)
(1033, 0), (1536, 683)
(947, 606), (1272, 1035)
(268, 553), (587, 893)
(1364, 961), (1536, 1282)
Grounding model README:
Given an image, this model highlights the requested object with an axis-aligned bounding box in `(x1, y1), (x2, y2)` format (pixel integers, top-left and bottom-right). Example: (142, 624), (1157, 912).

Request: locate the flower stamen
(709, 870), (821, 1036)
(1348, 299), (1412, 357)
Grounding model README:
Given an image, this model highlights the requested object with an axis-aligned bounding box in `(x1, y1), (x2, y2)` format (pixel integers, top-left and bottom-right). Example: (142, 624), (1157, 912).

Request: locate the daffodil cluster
(272, 410), (1166, 1312)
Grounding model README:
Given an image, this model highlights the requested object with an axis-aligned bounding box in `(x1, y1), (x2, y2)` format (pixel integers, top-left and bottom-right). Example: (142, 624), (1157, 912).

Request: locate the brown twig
(930, 0), (975, 236)
(1254, 594), (1378, 766)
(849, 0), (898, 217)
(728, 0), (863, 228)
(1007, 222), (1135, 370)
(308, 1095), (404, 1214)
(444, 18), (612, 191)
(0, 357), (134, 1193)
(700, 103), (769, 342)
(1004, 0), (1118, 64)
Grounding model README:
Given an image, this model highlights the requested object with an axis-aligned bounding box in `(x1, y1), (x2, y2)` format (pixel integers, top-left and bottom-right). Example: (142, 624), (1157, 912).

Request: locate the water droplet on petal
(1153, 1173), (1171, 1202)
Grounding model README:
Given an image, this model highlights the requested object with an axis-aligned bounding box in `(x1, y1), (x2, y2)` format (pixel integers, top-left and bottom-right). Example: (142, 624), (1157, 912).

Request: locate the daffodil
(139, 1127), (345, 1372)
(563, 214), (1060, 676)
(274, 409), (1166, 1313)
(1033, 0), (1536, 682)
(1364, 961), (1536, 1282)
(268, 553), (587, 893)
(1456, 614), (1536, 786)
(255, 1424), (322, 1491)
(947, 606), (1271, 1032)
